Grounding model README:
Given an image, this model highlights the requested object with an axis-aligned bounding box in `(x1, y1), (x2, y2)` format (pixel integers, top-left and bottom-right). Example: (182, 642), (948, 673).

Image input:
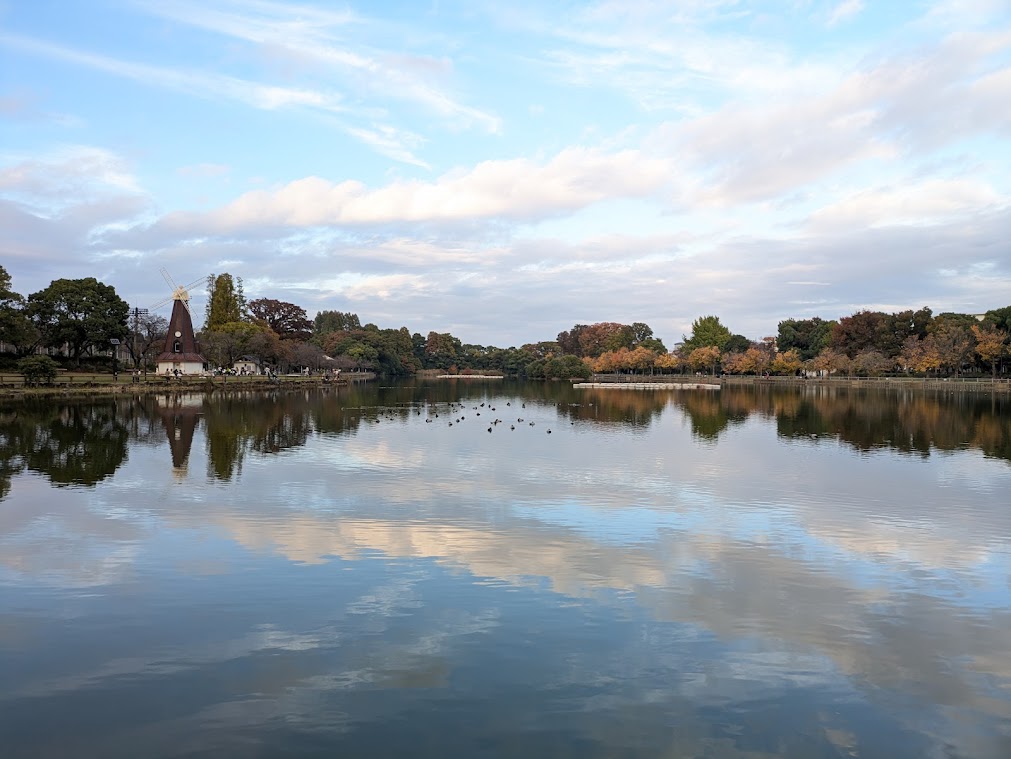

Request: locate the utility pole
(131, 306), (149, 375)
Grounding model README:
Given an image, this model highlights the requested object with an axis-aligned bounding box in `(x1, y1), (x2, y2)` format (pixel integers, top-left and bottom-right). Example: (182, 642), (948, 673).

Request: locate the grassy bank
(0, 372), (375, 398)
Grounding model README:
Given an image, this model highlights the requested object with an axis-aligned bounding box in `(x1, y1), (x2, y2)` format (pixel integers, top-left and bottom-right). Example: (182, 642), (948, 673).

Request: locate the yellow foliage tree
(771, 348), (802, 375)
(971, 323), (1008, 379)
(689, 345), (721, 376)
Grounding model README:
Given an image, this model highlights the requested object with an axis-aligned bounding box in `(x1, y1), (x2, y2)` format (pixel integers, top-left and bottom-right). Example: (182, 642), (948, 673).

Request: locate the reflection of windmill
(155, 394), (203, 481)
(154, 269), (207, 376)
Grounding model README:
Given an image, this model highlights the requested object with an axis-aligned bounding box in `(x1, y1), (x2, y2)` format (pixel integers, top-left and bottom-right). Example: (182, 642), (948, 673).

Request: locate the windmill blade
(161, 268), (178, 291)
(181, 275), (206, 292)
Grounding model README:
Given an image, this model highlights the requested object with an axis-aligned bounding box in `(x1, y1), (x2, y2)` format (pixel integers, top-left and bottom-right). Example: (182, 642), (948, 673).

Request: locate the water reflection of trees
(0, 400), (130, 490)
(721, 386), (1010, 463)
(557, 387), (669, 427)
(201, 392), (313, 480)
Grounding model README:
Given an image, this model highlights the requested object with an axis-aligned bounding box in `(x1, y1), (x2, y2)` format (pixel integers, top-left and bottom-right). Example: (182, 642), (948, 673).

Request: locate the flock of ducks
(421, 400), (552, 434)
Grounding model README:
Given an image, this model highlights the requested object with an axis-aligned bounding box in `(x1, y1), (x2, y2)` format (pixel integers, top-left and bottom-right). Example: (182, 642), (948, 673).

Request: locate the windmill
(153, 269), (207, 377)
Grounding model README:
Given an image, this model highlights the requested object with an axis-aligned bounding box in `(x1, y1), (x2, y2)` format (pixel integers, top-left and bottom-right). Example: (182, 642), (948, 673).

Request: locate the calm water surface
(1, 381), (1010, 758)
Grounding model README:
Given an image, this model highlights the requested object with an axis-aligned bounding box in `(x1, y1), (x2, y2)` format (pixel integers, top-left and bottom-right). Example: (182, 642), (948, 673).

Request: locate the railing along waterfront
(588, 373), (1011, 392)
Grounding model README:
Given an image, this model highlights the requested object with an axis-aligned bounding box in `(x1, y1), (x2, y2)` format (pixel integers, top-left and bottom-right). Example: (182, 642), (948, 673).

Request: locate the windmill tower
(154, 269), (207, 376)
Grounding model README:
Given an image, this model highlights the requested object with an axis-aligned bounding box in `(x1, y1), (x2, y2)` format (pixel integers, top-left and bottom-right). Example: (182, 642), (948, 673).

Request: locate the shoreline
(0, 373), (374, 399)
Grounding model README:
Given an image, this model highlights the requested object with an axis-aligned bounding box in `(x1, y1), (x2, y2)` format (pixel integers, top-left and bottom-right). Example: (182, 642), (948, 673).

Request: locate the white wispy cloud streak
(134, 0), (502, 134)
(0, 31), (433, 166)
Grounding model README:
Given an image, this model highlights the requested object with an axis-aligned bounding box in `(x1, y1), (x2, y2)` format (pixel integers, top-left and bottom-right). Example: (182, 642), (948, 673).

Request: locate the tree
(831, 310), (888, 357)
(314, 310), (361, 335)
(557, 324), (588, 355)
(204, 273), (246, 330)
(25, 278), (129, 365)
(654, 352), (680, 373)
(17, 355), (59, 386)
(200, 321), (263, 368)
(0, 265), (38, 354)
(688, 345), (721, 376)
(290, 341), (327, 371)
(542, 355), (592, 379)
(972, 324), (1008, 379)
(723, 334), (751, 354)
(682, 316), (731, 352)
(771, 348), (802, 375)
(812, 348), (852, 376)
(929, 319), (973, 376)
(777, 317), (835, 361)
(126, 313), (168, 369)
(248, 298), (312, 341)
(247, 329), (291, 369)
(424, 331), (462, 365)
(899, 337), (937, 376)
(852, 349), (894, 376)
(984, 306), (1011, 333)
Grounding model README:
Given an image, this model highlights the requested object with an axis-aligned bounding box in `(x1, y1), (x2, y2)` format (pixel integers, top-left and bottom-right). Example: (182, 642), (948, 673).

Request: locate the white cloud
(806, 178), (1006, 231)
(151, 147), (670, 233)
(134, 0), (502, 134)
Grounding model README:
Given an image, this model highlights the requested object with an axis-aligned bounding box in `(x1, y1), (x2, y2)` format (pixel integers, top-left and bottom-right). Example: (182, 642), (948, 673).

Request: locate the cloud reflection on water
(1, 384), (1010, 757)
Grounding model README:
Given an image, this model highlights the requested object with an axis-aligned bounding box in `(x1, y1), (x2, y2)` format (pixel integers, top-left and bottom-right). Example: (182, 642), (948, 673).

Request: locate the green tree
(0, 265), (39, 354)
(682, 316), (731, 352)
(25, 278), (129, 365)
(200, 321), (263, 367)
(204, 273), (246, 330)
(723, 334), (751, 354)
(984, 305), (1011, 333)
(17, 355), (60, 386)
(313, 310), (361, 336)
(777, 317), (835, 361)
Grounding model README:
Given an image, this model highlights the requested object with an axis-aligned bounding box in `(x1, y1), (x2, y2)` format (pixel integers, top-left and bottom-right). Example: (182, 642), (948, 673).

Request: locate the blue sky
(2, 0), (1010, 347)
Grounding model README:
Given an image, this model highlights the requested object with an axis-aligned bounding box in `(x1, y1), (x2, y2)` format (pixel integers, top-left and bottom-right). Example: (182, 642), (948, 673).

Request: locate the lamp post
(110, 338), (121, 382)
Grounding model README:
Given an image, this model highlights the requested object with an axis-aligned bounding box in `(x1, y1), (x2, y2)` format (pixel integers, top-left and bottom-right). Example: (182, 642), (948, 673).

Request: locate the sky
(2, 0), (1010, 348)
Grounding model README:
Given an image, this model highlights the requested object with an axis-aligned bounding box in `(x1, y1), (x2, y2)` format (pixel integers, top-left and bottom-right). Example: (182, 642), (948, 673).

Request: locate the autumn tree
(204, 273), (246, 330)
(812, 348), (852, 377)
(654, 351), (680, 374)
(556, 324), (588, 355)
(771, 348), (802, 375)
(424, 331), (462, 365)
(899, 337), (940, 376)
(688, 345), (721, 376)
(720, 352), (746, 374)
(248, 298), (312, 341)
(928, 318), (973, 376)
(852, 349), (894, 376)
(25, 278), (129, 365)
(971, 324), (1008, 379)
(831, 311), (888, 357)
(682, 315), (731, 352)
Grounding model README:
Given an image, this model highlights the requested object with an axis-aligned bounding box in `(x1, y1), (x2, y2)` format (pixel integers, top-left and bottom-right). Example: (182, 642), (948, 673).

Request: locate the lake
(1, 381), (1010, 758)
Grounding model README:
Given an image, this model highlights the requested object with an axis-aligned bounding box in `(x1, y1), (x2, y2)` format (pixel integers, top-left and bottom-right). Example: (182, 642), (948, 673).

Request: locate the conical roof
(156, 299), (205, 363)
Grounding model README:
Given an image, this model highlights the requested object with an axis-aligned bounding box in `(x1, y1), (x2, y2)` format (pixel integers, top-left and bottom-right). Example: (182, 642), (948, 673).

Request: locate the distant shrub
(18, 355), (60, 386)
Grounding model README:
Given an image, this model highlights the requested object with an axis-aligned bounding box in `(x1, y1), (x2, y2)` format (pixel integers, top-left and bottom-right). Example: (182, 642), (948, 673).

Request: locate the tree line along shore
(2, 266), (1010, 385)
